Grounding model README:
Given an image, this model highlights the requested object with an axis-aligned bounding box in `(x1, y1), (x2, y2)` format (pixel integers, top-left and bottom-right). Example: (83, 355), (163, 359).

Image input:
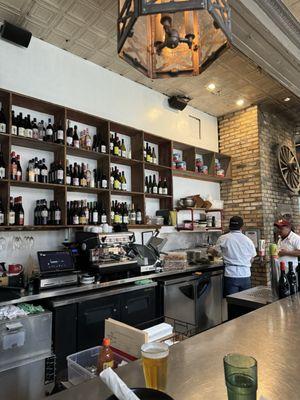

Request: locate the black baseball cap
(229, 216), (244, 230)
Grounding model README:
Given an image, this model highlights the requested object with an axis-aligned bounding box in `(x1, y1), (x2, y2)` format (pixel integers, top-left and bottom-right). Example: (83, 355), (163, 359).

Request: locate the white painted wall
(0, 37), (218, 151)
(0, 36), (220, 267)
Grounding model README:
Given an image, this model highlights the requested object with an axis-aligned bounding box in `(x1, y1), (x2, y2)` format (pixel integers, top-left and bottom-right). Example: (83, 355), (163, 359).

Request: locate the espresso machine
(75, 231), (140, 281)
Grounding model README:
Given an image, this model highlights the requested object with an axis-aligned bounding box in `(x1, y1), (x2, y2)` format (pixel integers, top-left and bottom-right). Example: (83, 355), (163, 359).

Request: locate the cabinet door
(121, 287), (156, 328)
(77, 295), (120, 351)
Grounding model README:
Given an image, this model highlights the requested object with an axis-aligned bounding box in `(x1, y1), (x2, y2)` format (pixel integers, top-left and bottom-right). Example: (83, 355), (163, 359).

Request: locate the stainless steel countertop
(51, 294), (300, 400)
(226, 286), (274, 308)
(0, 263), (223, 306)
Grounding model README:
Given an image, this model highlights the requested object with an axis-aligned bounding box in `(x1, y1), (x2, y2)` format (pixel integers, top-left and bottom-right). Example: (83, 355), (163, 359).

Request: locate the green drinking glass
(224, 354), (257, 400)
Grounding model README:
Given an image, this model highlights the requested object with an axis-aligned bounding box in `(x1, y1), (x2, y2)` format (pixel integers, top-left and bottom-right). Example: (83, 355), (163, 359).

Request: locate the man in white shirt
(275, 219), (300, 270)
(209, 216), (257, 296)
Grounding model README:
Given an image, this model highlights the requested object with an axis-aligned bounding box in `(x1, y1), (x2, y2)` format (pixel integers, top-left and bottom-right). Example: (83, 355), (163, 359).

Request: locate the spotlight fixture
(207, 83), (216, 92)
(236, 99), (244, 107)
(117, 0), (232, 79)
(284, 97), (291, 102)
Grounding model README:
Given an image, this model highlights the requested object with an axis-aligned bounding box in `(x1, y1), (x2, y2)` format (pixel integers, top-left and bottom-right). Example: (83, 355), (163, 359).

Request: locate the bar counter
(52, 293), (300, 400)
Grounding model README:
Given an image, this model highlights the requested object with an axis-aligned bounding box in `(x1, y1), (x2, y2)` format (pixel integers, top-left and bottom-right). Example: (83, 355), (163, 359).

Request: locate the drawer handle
(124, 305), (128, 310)
(6, 322), (23, 331)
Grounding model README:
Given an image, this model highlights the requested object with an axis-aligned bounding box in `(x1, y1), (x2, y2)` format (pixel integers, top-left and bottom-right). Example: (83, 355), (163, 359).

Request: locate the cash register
(37, 250), (78, 290)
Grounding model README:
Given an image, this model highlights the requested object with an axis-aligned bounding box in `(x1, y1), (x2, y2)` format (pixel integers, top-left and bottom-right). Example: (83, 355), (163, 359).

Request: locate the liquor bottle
(40, 158), (48, 183)
(25, 114), (33, 138)
(121, 139), (127, 158)
(92, 201), (99, 225)
(41, 199), (49, 225)
(145, 176), (149, 193)
(152, 147), (157, 164)
(73, 125), (80, 148)
(14, 196), (24, 226)
(10, 152), (17, 180)
(8, 197), (15, 225)
(113, 133), (119, 156)
(287, 262), (297, 295)
(158, 178), (163, 195)
(0, 199), (4, 225)
(278, 261), (290, 299)
(38, 120), (46, 141)
(162, 178), (168, 195)
(136, 207), (142, 225)
(55, 121), (64, 144)
(0, 144), (6, 179)
(121, 171), (127, 191)
(85, 129), (92, 150)
(56, 161), (64, 184)
(32, 118), (39, 140)
(152, 175), (158, 194)
(45, 118), (53, 142)
(11, 110), (17, 135)
(66, 121), (73, 146)
(129, 203), (136, 225)
(18, 113), (25, 137)
(0, 107), (6, 133)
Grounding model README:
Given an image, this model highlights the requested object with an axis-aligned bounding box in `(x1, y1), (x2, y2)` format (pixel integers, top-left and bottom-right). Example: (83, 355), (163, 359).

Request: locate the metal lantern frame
(117, 0), (232, 58)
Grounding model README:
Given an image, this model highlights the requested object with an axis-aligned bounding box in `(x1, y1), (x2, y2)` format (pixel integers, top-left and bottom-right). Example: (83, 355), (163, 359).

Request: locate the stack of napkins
(143, 323), (173, 342)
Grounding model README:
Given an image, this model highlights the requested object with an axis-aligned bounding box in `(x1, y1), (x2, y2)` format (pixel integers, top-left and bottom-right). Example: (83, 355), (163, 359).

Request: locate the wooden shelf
(11, 135), (65, 152)
(172, 169), (232, 183)
(0, 225), (66, 231)
(110, 155), (143, 166)
(10, 180), (64, 190)
(66, 185), (109, 194)
(66, 146), (108, 160)
(111, 190), (143, 196)
(145, 193), (172, 199)
(127, 224), (161, 229)
(144, 162), (171, 172)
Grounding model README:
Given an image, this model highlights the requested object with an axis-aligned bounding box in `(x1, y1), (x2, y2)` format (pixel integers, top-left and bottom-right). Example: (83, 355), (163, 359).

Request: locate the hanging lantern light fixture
(117, 0), (232, 79)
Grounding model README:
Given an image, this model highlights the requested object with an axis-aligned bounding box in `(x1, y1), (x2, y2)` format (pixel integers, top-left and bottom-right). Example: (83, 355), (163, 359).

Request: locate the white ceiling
(0, 0), (299, 121)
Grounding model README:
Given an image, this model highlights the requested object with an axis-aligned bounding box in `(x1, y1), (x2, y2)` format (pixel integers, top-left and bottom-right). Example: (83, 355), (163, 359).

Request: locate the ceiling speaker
(1, 21), (32, 48)
(168, 95), (190, 111)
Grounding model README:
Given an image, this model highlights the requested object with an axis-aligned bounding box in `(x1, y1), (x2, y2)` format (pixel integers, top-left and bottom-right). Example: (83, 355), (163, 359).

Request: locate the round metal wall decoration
(277, 144), (300, 194)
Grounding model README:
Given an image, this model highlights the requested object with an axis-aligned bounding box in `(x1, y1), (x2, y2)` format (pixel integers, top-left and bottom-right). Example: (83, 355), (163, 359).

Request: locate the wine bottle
(287, 262), (297, 295)
(25, 114), (33, 138)
(279, 261), (290, 299)
(55, 121), (64, 144)
(66, 121), (73, 146)
(0, 107), (6, 133)
(121, 139), (127, 158)
(122, 203), (129, 224)
(66, 162), (71, 185)
(100, 135), (106, 154)
(73, 125), (80, 148)
(113, 133), (119, 156)
(11, 110), (17, 135)
(15, 196), (24, 226)
(45, 118), (53, 142)
(143, 143), (147, 161)
(136, 207), (142, 225)
(40, 158), (48, 183)
(129, 203), (136, 225)
(38, 120), (45, 141)
(16, 155), (22, 181)
(113, 169), (121, 190)
(152, 147), (157, 164)
(72, 201), (80, 225)
(158, 178), (163, 195)
(10, 152), (18, 180)
(18, 113), (25, 137)
(8, 197), (15, 225)
(110, 133), (114, 154)
(92, 201), (99, 225)
(0, 199), (4, 225)
(162, 178), (168, 195)
(41, 199), (49, 225)
(32, 118), (39, 139)
(148, 176), (153, 194)
(145, 176), (149, 193)
(146, 144), (152, 163)
(0, 144), (6, 179)
(152, 175), (158, 194)
(101, 172), (108, 189)
(56, 161), (64, 184)
(110, 201), (115, 223)
(101, 208), (107, 224)
(27, 159), (35, 183)
(34, 157), (40, 183)
(121, 171), (127, 191)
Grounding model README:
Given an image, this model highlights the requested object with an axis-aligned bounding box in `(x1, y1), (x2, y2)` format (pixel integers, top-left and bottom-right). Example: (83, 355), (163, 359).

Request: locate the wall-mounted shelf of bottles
(0, 89), (231, 231)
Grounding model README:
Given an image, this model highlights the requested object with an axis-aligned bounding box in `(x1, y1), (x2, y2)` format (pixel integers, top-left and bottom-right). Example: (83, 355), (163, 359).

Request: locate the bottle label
(73, 215), (79, 225)
(86, 138), (92, 148)
(114, 180), (120, 190)
(153, 158), (157, 164)
(158, 187), (163, 195)
(18, 127), (25, 137)
(110, 176), (114, 187)
(55, 210), (61, 222)
(114, 215), (122, 224)
(110, 211), (115, 221)
(101, 214), (107, 223)
(73, 177), (79, 186)
(146, 154), (152, 163)
(11, 125), (17, 135)
(101, 145), (106, 153)
(16, 170), (22, 180)
(102, 179), (107, 189)
(25, 129), (33, 138)
(152, 186), (158, 194)
(18, 213), (24, 225)
(90, 179), (95, 188)
(9, 212), (15, 225)
(0, 167), (5, 179)
(57, 130), (64, 140)
(57, 170), (64, 180)
(121, 151), (126, 158)
(41, 210), (48, 218)
(118, 149), (121, 157)
(113, 146), (119, 156)
(0, 212), (4, 224)
(79, 216), (87, 225)
(102, 361), (114, 370)
(85, 210), (89, 220)
(41, 169), (48, 176)
(46, 128), (53, 136)
(123, 215), (129, 224)
(80, 178), (87, 187)
(66, 176), (71, 185)
(67, 136), (73, 145)
(32, 128), (39, 139)
(93, 212), (98, 223)
(0, 123), (6, 133)
(28, 171), (35, 182)
(74, 140), (80, 148)
(136, 212), (142, 222)
(144, 186), (147, 193)
(162, 188), (168, 195)
(110, 142), (113, 151)
(121, 183), (127, 191)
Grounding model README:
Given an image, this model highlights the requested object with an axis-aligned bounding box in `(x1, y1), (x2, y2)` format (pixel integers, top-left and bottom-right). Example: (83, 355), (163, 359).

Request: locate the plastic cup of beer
(224, 354), (257, 400)
(141, 342), (169, 391)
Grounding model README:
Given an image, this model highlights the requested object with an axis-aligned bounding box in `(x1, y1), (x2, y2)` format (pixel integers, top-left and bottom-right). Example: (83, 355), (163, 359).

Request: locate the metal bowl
(178, 197), (196, 208)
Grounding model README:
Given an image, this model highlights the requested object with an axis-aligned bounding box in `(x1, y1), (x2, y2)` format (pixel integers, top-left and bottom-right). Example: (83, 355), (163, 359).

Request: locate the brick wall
(218, 105), (298, 285)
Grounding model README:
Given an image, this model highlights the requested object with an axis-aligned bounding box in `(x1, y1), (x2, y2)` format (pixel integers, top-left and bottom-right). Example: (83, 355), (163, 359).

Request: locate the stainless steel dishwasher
(159, 270), (223, 332)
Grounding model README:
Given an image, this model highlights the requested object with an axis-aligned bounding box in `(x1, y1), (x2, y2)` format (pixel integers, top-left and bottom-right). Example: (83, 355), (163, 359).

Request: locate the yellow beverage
(141, 343), (169, 391)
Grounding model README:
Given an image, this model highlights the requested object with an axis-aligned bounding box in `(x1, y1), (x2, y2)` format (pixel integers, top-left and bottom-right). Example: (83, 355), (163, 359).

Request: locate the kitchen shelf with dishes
(0, 88), (231, 231)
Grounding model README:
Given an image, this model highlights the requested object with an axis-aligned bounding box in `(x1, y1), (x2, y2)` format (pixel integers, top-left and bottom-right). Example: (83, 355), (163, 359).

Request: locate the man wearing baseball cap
(209, 216), (257, 296)
(274, 219), (300, 269)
